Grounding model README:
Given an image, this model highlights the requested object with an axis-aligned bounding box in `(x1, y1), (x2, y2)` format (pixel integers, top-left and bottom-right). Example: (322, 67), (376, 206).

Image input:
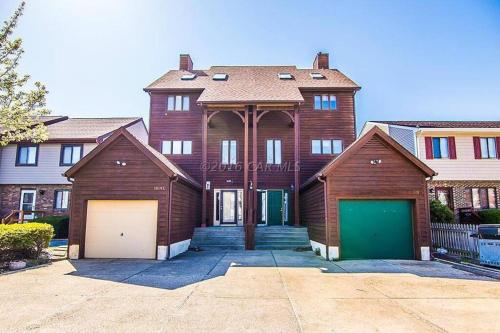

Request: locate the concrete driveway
(1, 250), (499, 333)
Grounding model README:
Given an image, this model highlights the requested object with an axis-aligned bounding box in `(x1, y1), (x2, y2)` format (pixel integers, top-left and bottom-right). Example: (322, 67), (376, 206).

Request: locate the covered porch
(200, 103), (302, 249)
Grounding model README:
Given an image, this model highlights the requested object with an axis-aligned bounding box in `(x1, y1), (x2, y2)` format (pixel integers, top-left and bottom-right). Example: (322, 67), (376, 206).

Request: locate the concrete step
(191, 227), (245, 250)
(254, 226), (310, 250)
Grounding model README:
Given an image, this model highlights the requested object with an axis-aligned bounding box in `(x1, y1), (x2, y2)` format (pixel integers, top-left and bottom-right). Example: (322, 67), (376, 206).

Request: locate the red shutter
(497, 137), (500, 159)
(448, 137), (457, 159)
(473, 137), (481, 159)
(425, 137), (433, 159)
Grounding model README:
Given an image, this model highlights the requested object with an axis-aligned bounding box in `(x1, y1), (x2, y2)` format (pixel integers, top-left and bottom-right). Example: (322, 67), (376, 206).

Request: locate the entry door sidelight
(20, 189), (36, 220)
(221, 190), (237, 224)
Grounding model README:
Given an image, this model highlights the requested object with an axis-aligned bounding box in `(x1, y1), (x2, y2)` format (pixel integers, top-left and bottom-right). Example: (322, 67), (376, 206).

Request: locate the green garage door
(339, 200), (414, 259)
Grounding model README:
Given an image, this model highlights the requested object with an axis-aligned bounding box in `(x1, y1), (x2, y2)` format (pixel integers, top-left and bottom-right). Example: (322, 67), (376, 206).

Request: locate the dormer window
(278, 73), (293, 80)
(213, 73), (228, 81)
(181, 73), (196, 80)
(310, 72), (325, 79)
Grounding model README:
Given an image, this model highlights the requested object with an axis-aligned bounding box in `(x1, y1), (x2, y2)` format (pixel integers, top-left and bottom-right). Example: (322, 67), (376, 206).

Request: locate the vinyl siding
(417, 131), (500, 181)
(0, 143), (97, 185)
(389, 126), (416, 155)
(124, 120), (148, 143)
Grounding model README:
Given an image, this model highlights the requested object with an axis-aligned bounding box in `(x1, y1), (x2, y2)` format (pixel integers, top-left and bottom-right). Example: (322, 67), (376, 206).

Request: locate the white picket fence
(430, 223), (479, 259)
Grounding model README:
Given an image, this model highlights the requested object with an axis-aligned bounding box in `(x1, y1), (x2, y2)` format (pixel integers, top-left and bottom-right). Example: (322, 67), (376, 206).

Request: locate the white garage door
(85, 200), (158, 259)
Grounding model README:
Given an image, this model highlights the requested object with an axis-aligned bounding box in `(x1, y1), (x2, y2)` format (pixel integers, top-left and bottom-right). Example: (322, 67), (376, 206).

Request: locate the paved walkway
(1, 250), (499, 333)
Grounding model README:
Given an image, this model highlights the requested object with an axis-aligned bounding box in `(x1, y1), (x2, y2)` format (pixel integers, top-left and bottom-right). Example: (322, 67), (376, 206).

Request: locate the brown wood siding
(257, 112), (295, 189)
(148, 89), (357, 226)
(170, 180), (201, 244)
(300, 181), (326, 244)
(325, 136), (430, 259)
(68, 136), (171, 258)
(299, 91), (356, 182)
(149, 92), (203, 182)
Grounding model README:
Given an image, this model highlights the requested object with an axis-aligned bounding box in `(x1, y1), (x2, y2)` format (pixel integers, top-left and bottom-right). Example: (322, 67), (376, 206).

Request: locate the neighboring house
(65, 53), (436, 261)
(361, 121), (500, 220)
(0, 116), (148, 219)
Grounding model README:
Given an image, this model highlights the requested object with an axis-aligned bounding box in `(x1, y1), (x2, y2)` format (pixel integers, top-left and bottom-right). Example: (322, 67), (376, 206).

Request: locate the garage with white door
(84, 200), (158, 259)
(64, 128), (201, 260)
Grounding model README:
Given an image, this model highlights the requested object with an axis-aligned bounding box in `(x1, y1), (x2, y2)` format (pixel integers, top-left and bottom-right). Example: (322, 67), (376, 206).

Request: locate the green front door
(339, 200), (414, 259)
(267, 190), (283, 226)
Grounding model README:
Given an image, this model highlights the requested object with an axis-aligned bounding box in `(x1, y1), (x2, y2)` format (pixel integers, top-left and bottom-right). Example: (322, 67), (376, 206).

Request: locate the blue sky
(1, 0), (499, 133)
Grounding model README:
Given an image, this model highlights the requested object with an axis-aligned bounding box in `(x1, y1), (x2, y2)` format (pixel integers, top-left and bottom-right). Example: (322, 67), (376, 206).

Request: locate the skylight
(213, 73), (228, 81)
(310, 72), (325, 79)
(181, 73), (197, 80)
(278, 73), (293, 80)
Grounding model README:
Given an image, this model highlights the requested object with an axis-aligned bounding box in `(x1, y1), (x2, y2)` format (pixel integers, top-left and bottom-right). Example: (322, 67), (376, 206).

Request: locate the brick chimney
(179, 54), (193, 71)
(313, 52), (329, 69)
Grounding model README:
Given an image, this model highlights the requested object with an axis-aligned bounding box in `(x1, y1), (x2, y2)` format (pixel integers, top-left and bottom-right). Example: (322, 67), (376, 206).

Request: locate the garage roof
(301, 126), (437, 189)
(64, 127), (201, 189)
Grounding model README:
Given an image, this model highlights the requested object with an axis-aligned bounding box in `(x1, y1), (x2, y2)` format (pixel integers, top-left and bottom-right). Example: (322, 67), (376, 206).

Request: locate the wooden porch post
(252, 106), (258, 225)
(201, 107), (208, 227)
(294, 104), (300, 227)
(243, 107), (249, 225)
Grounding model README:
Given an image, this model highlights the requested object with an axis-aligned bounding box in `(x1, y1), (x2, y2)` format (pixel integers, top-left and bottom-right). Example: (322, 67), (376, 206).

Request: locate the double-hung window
(311, 139), (343, 154)
(432, 137), (449, 159)
(16, 144), (38, 166)
(60, 144), (83, 166)
(313, 95), (337, 111)
(466, 188), (497, 209)
(221, 140), (237, 165)
(54, 189), (70, 210)
(479, 137), (497, 159)
(167, 95), (190, 111)
(266, 139), (282, 164)
(162, 140), (192, 155)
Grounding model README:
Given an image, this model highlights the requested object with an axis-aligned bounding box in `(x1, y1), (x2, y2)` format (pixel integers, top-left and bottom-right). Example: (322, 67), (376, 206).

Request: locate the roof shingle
(145, 66), (360, 103)
(46, 117), (141, 140)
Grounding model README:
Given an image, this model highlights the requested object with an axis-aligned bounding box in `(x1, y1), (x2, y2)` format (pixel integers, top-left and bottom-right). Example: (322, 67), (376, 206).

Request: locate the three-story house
(144, 53), (359, 228)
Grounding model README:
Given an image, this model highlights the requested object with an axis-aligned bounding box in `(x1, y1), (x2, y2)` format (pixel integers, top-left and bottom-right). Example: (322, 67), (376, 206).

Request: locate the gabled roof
(64, 128), (201, 189)
(301, 126), (437, 189)
(46, 117), (143, 141)
(370, 120), (500, 129)
(144, 66), (360, 103)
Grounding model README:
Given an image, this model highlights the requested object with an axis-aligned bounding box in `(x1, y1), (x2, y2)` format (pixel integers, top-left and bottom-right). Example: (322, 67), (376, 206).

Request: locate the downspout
(167, 175), (179, 260)
(317, 175), (329, 260)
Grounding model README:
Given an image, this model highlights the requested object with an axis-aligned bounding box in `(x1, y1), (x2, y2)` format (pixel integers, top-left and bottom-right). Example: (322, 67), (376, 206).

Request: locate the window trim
(59, 144), (84, 166)
(431, 137), (449, 159)
(266, 139), (282, 165)
(15, 144), (39, 167)
(162, 140), (192, 155)
(479, 137), (497, 159)
(53, 189), (71, 210)
(313, 94), (337, 111)
(311, 139), (343, 155)
(221, 139), (237, 165)
(166, 95), (190, 111)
